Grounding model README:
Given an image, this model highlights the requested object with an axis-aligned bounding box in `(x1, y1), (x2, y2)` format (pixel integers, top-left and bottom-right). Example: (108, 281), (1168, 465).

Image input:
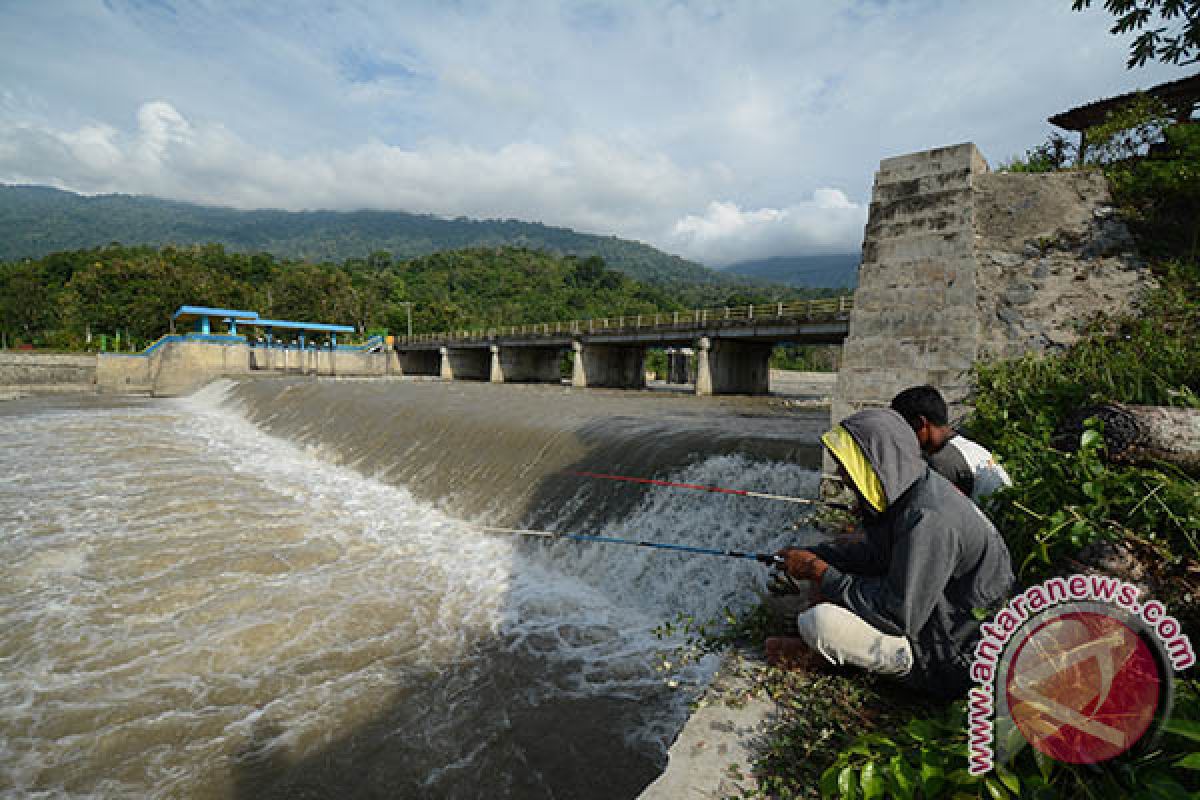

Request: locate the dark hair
(890, 385), (949, 427)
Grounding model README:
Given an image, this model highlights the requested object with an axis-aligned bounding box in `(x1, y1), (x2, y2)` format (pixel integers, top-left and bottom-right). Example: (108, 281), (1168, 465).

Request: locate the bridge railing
(396, 296), (853, 345)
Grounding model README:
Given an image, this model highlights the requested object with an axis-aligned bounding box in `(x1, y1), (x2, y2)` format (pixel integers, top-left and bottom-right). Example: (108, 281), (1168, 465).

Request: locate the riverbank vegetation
(0, 244), (842, 351)
(706, 106), (1200, 798)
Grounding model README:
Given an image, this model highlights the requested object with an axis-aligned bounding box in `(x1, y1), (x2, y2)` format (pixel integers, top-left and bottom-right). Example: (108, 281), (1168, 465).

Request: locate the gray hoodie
(812, 408), (1015, 697)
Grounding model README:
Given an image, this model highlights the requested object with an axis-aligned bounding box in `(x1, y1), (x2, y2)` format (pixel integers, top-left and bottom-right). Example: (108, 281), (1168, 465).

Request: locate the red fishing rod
(570, 471), (817, 505)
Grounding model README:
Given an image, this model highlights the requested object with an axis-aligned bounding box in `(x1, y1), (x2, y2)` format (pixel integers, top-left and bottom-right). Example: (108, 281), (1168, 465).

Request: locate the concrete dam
(0, 378), (827, 799)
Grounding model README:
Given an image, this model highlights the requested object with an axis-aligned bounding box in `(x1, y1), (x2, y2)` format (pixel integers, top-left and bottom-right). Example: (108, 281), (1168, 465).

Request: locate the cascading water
(0, 379), (826, 799)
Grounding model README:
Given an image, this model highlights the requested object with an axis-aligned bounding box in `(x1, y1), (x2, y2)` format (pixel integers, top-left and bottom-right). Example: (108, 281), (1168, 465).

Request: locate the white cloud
(0, 101), (718, 246)
(667, 192), (868, 266)
(0, 1), (1193, 267)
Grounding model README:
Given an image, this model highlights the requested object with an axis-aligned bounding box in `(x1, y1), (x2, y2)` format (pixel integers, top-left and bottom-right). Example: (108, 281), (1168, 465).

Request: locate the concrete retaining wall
(250, 348), (396, 377)
(96, 353), (156, 394)
(0, 352), (97, 390)
(151, 339), (250, 396)
(97, 339), (402, 396)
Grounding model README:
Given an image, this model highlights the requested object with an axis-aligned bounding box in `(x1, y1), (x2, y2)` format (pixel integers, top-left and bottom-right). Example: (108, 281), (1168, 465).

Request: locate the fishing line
(481, 526), (784, 566)
(570, 470), (817, 505)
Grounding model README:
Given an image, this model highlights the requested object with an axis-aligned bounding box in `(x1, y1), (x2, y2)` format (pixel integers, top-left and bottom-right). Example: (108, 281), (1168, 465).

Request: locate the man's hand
(776, 547), (829, 583)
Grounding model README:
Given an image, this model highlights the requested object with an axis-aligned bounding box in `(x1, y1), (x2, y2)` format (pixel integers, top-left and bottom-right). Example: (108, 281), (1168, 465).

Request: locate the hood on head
(822, 408), (925, 512)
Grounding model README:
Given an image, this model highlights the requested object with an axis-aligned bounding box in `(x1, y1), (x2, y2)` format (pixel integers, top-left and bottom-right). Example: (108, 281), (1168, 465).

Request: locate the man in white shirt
(890, 386), (1012, 504)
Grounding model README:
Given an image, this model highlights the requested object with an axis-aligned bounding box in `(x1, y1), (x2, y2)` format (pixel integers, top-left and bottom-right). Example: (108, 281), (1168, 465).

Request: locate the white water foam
(1, 384), (822, 798)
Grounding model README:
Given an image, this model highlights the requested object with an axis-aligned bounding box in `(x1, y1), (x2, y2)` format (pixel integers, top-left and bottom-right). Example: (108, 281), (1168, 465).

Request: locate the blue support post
(200, 316), (211, 335)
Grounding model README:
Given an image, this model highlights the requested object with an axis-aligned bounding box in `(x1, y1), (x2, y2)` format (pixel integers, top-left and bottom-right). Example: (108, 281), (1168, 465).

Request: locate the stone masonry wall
(973, 170), (1149, 359)
(830, 143), (1155, 438)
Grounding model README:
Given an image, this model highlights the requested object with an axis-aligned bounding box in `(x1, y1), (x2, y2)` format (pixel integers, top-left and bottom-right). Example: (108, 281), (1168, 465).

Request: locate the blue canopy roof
(172, 305), (260, 322)
(243, 318), (356, 334)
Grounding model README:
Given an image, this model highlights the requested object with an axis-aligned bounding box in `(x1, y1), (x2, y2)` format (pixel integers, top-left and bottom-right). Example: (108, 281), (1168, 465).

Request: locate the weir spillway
(0, 378), (825, 799)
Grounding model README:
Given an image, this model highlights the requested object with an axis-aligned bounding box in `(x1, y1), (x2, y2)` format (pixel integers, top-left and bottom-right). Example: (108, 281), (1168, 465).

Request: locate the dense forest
(0, 243), (843, 351)
(0, 185), (749, 288)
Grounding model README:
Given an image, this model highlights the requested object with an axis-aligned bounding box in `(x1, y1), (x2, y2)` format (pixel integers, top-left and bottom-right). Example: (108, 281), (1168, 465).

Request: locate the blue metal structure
(239, 318), (356, 349)
(169, 307), (356, 346)
(171, 306), (259, 335)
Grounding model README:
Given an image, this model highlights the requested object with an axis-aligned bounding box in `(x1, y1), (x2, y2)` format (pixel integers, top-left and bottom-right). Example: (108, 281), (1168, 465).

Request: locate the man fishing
(767, 408), (1015, 698)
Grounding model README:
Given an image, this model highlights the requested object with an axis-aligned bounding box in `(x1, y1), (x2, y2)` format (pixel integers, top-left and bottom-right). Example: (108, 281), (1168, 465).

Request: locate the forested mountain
(0, 243), (840, 349)
(720, 253), (860, 288)
(0, 185), (737, 287)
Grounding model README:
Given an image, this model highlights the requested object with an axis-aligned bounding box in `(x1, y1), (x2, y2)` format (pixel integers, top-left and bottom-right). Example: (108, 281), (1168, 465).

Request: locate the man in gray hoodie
(772, 408), (1015, 698)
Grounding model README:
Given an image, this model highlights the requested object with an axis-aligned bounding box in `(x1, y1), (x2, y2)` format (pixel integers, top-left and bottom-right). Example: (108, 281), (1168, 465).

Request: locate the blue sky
(0, 1), (1191, 265)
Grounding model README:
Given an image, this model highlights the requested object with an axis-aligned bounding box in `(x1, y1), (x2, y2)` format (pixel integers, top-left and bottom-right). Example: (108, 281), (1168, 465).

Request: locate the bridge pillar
(439, 347), (454, 380)
(572, 340), (645, 389)
(695, 338), (713, 395)
(571, 340), (587, 388)
(489, 345), (503, 383)
(694, 337), (772, 395)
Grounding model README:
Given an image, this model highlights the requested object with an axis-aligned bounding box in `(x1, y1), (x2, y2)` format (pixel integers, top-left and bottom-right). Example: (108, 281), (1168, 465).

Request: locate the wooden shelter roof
(1048, 72), (1200, 131)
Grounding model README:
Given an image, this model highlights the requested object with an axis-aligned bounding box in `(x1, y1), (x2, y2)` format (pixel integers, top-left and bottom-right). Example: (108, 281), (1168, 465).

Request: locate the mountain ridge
(0, 184), (741, 287)
(720, 253), (859, 288)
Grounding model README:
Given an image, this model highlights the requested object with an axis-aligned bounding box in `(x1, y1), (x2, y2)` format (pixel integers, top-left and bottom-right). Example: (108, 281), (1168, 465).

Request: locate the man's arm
(816, 509), (959, 638)
(806, 534), (885, 575)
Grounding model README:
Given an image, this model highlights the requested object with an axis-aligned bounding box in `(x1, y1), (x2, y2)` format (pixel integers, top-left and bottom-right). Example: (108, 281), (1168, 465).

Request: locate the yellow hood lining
(822, 425), (887, 513)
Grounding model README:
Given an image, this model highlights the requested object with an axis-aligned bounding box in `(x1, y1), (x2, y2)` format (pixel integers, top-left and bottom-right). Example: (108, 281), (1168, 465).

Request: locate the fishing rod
(570, 471), (817, 506)
(481, 526), (785, 566)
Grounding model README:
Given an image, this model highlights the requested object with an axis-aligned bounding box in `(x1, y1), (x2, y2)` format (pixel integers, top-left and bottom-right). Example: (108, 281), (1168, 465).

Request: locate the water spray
(481, 526), (785, 566)
(570, 470), (817, 505)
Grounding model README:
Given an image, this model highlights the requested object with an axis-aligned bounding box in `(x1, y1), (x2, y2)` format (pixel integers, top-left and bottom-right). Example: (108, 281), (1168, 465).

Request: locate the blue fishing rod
(481, 526), (785, 566)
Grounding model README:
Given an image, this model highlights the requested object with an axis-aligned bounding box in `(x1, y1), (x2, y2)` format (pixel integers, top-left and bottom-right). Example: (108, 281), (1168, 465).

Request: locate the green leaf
(984, 775), (1011, 799)
(1081, 429), (1102, 449)
(820, 764), (842, 799)
(1034, 748), (1055, 782)
(837, 765), (859, 800)
(1164, 718), (1200, 744)
(919, 750), (946, 797)
(948, 768), (979, 787)
(906, 718), (937, 742)
(1172, 752), (1200, 770)
(888, 755), (918, 800)
(860, 761), (885, 800)
(994, 764), (1020, 794)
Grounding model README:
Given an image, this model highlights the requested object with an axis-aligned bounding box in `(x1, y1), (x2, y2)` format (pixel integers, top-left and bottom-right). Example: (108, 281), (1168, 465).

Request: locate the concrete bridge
(394, 297), (852, 395)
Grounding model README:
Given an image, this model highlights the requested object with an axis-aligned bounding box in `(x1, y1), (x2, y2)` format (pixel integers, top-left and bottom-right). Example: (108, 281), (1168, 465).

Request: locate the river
(0, 378), (826, 799)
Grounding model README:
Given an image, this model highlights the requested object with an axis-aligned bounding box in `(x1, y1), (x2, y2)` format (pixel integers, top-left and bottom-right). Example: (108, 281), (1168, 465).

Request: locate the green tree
(0, 262), (56, 341)
(1072, 0), (1200, 67)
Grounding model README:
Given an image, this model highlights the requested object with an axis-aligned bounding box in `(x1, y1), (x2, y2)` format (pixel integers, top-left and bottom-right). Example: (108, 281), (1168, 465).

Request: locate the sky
(0, 1), (1192, 266)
